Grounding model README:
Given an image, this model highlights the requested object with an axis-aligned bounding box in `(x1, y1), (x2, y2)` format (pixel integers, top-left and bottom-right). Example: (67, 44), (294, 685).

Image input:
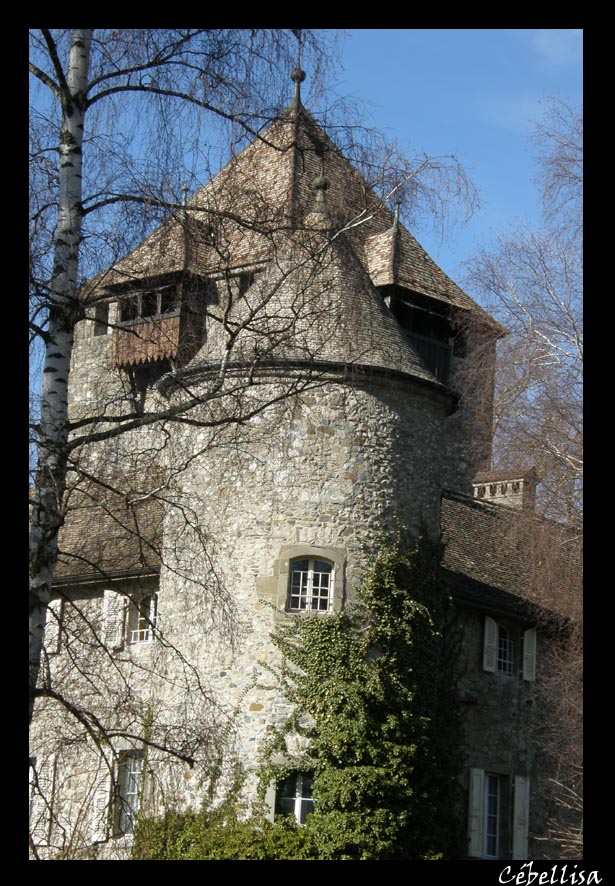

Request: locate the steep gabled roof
(84, 100), (496, 329)
(54, 477), (164, 583)
(440, 489), (582, 621)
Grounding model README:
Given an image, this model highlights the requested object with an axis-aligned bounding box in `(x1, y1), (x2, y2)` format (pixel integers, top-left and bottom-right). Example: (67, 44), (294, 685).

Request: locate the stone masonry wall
(153, 376), (450, 803)
(455, 607), (555, 860)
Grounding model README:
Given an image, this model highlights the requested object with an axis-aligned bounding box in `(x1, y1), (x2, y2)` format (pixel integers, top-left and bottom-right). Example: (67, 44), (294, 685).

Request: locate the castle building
(29, 70), (580, 861)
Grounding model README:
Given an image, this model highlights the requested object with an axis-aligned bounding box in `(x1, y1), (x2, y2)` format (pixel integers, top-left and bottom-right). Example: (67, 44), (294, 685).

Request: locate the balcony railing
(112, 312), (181, 368)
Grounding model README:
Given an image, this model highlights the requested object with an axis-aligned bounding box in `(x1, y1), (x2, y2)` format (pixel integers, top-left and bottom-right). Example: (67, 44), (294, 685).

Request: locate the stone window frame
(274, 545), (346, 614)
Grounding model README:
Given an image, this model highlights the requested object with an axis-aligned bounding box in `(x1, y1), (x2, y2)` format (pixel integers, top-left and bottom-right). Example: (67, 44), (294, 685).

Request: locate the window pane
(159, 287), (179, 314)
(118, 756), (142, 834)
(121, 298), (139, 322)
(288, 558), (333, 613)
(291, 559), (309, 572)
(313, 560), (332, 574)
(484, 774), (500, 858)
(289, 561), (310, 611)
(497, 626), (514, 675)
(93, 302), (109, 335)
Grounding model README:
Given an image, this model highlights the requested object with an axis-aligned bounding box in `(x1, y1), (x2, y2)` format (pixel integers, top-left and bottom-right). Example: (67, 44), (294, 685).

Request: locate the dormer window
(386, 288), (454, 381)
(111, 276), (206, 370)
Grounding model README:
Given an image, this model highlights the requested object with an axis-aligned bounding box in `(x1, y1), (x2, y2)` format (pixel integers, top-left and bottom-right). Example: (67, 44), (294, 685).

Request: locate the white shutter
(483, 616), (497, 672)
(467, 767), (484, 858)
(30, 754), (57, 846)
(264, 781), (276, 823)
(103, 589), (127, 651)
(512, 775), (530, 859)
(523, 628), (537, 682)
(91, 770), (112, 842)
(44, 598), (63, 655)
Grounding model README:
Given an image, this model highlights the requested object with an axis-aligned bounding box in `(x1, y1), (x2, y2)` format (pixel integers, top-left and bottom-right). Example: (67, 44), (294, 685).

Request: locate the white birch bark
(29, 29), (92, 723)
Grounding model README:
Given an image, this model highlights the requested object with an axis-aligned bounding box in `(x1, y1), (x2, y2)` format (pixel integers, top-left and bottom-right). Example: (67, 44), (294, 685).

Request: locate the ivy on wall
(133, 533), (464, 860)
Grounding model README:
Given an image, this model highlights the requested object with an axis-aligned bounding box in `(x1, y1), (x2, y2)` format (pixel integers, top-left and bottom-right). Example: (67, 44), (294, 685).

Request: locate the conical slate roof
(86, 90), (499, 390)
(86, 98), (493, 320)
(190, 207), (441, 385)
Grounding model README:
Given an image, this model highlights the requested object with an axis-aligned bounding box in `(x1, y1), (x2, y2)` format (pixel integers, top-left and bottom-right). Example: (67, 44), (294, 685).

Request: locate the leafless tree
(463, 97), (583, 856)
(532, 96), (583, 246)
(463, 98), (582, 525)
(29, 29), (481, 858)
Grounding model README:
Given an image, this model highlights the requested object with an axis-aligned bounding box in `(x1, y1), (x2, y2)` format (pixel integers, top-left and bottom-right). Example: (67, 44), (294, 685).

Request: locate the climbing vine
(133, 532), (464, 860)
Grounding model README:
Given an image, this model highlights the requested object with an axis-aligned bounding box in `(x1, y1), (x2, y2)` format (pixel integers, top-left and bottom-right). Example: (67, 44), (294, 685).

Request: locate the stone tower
(31, 72), (504, 857)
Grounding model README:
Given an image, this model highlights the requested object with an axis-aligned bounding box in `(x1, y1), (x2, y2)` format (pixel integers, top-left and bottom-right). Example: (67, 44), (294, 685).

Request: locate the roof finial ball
(290, 65), (306, 109)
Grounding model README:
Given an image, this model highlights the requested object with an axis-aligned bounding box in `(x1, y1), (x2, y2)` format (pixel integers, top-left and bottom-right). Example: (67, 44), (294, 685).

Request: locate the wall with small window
(454, 605), (547, 859)
(102, 586), (159, 651)
(262, 544), (346, 615)
(28, 727), (151, 859)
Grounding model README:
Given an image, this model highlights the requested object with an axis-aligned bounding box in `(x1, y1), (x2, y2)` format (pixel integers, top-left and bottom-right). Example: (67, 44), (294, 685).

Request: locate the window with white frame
(115, 752), (143, 835)
(483, 616), (536, 681)
(483, 773), (502, 858)
(275, 772), (314, 824)
(496, 624), (514, 675)
(468, 768), (530, 860)
(129, 594), (157, 644)
(102, 589), (159, 651)
(287, 558), (334, 612)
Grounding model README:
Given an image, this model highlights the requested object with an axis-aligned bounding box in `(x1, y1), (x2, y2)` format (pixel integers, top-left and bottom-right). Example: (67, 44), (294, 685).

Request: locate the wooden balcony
(112, 313), (181, 369)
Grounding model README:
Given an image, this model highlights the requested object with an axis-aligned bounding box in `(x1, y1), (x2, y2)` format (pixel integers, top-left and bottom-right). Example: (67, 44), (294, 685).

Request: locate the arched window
(288, 558), (334, 612)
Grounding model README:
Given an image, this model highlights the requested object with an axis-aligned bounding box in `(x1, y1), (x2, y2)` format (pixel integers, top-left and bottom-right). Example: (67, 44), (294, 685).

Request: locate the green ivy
(261, 532), (464, 860)
(133, 533), (464, 860)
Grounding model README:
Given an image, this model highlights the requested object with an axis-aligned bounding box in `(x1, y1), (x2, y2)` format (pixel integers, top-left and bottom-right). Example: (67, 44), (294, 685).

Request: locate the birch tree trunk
(29, 29), (92, 723)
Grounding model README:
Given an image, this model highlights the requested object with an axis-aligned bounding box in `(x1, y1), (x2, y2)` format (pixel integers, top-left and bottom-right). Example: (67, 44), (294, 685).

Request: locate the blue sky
(330, 29), (583, 282)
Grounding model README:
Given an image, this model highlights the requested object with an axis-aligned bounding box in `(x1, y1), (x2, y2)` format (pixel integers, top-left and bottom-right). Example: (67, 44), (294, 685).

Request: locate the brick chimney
(472, 469), (539, 511)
